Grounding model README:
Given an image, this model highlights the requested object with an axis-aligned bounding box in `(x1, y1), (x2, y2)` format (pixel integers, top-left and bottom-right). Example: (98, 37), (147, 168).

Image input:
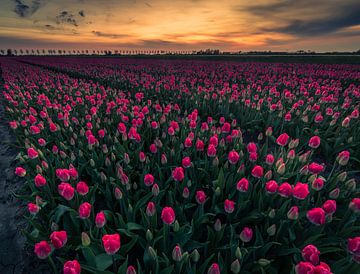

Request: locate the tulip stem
(48, 256), (58, 274)
(112, 255), (117, 273)
(163, 224), (169, 252)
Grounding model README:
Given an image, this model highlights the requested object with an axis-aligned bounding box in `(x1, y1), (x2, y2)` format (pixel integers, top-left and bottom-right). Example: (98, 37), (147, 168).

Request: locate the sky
(0, 0), (359, 52)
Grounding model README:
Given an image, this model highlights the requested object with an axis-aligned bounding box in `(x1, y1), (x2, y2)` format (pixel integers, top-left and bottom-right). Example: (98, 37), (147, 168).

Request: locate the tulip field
(1, 57), (360, 274)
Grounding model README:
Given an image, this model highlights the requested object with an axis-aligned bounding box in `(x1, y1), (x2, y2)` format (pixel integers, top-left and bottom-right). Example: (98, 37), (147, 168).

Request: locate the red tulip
(295, 261), (314, 274)
(63, 260), (81, 274)
(251, 165), (264, 178)
(278, 182), (292, 197)
(322, 200), (336, 214)
(76, 181), (89, 195)
(308, 136), (321, 149)
(27, 147), (38, 159)
(224, 199), (235, 213)
(302, 244), (320, 265)
(161, 207), (175, 224)
(58, 182), (75, 200)
(349, 198), (360, 213)
(50, 230), (67, 249)
(307, 208), (326, 225)
(196, 190), (206, 204)
(102, 233), (121, 255)
(28, 202), (40, 215)
(293, 182), (309, 200)
(34, 174), (46, 187)
(144, 173), (155, 186)
(95, 211), (106, 228)
(240, 227), (253, 242)
(228, 150), (240, 164)
(34, 241), (51, 259)
(15, 167), (26, 177)
(208, 263), (220, 274)
(237, 178), (249, 192)
(78, 202), (92, 219)
(172, 167), (185, 182)
(276, 133), (289, 147)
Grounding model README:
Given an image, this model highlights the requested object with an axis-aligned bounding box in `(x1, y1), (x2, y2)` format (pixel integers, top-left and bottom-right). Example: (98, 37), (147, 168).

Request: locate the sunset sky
(0, 0), (359, 52)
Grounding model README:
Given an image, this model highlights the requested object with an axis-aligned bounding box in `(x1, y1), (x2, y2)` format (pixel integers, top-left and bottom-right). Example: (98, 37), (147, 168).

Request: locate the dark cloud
(56, 10), (79, 26)
(13, 0), (45, 17)
(242, 0), (360, 36)
(270, 9), (360, 36)
(78, 10), (85, 17)
(91, 31), (129, 39)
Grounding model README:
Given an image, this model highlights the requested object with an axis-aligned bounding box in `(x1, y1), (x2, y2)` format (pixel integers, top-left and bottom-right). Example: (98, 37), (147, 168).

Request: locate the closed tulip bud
(240, 227), (253, 242)
(267, 224), (276, 236)
(100, 172), (107, 182)
(337, 172), (347, 182)
(152, 184), (159, 196)
(191, 249), (200, 262)
(208, 263), (220, 274)
(90, 159), (95, 167)
(124, 153), (130, 164)
(182, 187), (190, 198)
(277, 163), (286, 175)
(79, 150), (83, 157)
(126, 266), (137, 274)
(105, 157), (111, 167)
(173, 220), (180, 232)
(329, 188), (340, 199)
(289, 138), (299, 149)
(146, 201), (156, 217)
(214, 218), (222, 232)
(258, 133), (263, 141)
(268, 209), (276, 218)
(235, 247), (242, 260)
(148, 246), (157, 260)
(102, 144), (108, 154)
(264, 170), (272, 180)
(111, 153), (116, 161)
(215, 187), (221, 196)
(36, 165), (42, 173)
(81, 232), (91, 246)
(128, 203), (133, 214)
(287, 149), (295, 159)
(258, 259), (270, 267)
(161, 153), (167, 164)
(172, 245), (182, 262)
(114, 187), (122, 199)
(287, 206), (299, 220)
(146, 229), (153, 241)
(133, 182), (138, 190)
(51, 222), (59, 231)
(345, 179), (356, 191)
(265, 127), (273, 136)
(231, 259), (241, 273)
(212, 157), (219, 167)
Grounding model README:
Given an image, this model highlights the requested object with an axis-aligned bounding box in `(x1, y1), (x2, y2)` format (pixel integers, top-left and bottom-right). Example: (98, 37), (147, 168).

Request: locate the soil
(0, 66), (50, 274)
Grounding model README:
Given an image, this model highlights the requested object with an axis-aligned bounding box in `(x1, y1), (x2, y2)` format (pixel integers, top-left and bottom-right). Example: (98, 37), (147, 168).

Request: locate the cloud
(91, 31), (129, 39)
(56, 10), (79, 26)
(13, 0), (45, 17)
(242, 0), (360, 36)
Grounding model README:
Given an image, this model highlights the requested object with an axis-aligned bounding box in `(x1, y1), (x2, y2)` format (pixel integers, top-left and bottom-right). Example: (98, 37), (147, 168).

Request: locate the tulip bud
(146, 229), (153, 241)
(105, 157), (111, 167)
(90, 159), (95, 167)
(100, 172), (107, 182)
(81, 232), (91, 246)
(51, 222), (59, 231)
(172, 245), (182, 262)
(264, 170), (272, 180)
(265, 127), (272, 136)
(148, 246), (157, 260)
(329, 188), (340, 199)
(268, 209), (276, 219)
(191, 249), (200, 262)
(277, 163), (286, 175)
(287, 206), (299, 220)
(235, 247), (242, 260)
(161, 153), (167, 164)
(114, 187), (122, 200)
(173, 220), (180, 232)
(267, 224), (276, 236)
(345, 179), (356, 191)
(258, 259), (270, 267)
(231, 259), (241, 273)
(212, 157), (219, 167)
(337, 172), (347, 182)
(182, 187), (190, 198)
(126, 266), (137, 274)
(152, 184), (159, 196)
(215, 187), (221, 196)
(124, 153), (130, 164)
(214, 218), (222, 232)
(257, 133), (263, 141)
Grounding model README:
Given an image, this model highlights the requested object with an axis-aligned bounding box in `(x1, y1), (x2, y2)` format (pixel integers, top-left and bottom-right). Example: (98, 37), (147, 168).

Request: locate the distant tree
(7, 49), (12, 56)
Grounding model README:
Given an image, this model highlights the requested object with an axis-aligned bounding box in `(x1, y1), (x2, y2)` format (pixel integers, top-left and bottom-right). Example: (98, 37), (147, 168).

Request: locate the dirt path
(0, 65), (50, 274)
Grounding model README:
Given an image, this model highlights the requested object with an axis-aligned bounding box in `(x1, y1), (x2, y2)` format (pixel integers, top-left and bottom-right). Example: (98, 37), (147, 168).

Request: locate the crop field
(0, 57), (359, 274)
